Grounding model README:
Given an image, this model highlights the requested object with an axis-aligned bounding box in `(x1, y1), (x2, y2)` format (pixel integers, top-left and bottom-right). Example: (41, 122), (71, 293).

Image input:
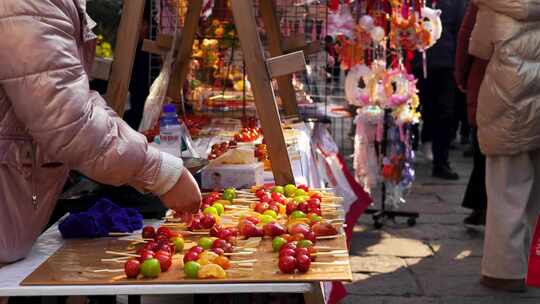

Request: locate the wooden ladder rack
(103, 0), (322, 186)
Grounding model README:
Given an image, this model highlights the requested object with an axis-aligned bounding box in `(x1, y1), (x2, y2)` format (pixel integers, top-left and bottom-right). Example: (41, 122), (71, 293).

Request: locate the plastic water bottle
(159, 104), (183, 157)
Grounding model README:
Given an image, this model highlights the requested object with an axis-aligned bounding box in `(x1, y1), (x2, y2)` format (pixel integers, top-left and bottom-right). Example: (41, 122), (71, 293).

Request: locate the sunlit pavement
(344, 145), (540, 303)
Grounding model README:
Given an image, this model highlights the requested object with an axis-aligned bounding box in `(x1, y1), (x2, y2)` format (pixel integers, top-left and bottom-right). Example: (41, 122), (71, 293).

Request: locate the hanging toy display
(382, 68), (417, 108)
(389, 3), (442, 51)
(353, 106), (384, 192)
(331, 0), (443, 208)
(381, 118), (416, 208)
(418, 7), (443, 49)
(327, 5), (355, 39)
(344, 64), (372, 107)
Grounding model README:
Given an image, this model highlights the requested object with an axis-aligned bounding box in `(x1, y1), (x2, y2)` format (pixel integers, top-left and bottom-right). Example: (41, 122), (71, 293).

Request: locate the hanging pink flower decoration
(327, 5), (355, 38)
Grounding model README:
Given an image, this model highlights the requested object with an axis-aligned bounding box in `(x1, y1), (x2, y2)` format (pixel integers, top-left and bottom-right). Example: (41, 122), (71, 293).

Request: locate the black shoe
(480, 276), (526, 293)
(432, 165), (459, 180)
(464, 210), (486, 229)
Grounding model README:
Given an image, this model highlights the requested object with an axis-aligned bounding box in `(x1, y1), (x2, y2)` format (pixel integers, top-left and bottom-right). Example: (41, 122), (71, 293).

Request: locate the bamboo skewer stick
(93, 269), (124, 273)
(316, 234), (343, 240)
(321, 198), (344, 203)
(235, 190), (253, 194)
(313, 249), (347, 255)
(120, 236), (154, 242)
(225, 205), (251, 210)
(236, 264), (254, 268)
(236, 242), (261, 248)
(156, 227), (210, 235)
(128, 240), (148, 245)
(235, 247), (257, 252)
(227, 267), (254, 272)
(101, 256), (131, 261)
(101, 258), (128, 263)
(229, 259), (258, 264)
(224, 252), (254, 256)
(235, 243), (260, 249)
(321, 203), (342, 207)
(181, 231), (210, 235)
(160, 223), (187, 227)
(328, 219), (345, 223)
(164, 217), (189, 222)
(105, 251), (139, 258)
(314, 246), (344, 251)
(233, 198), (259, 204)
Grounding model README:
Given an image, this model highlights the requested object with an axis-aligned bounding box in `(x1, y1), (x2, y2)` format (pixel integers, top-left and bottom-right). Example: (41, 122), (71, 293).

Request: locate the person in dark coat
(123, 0), (151, 129)
(454, 2), (489, 228)
(414, 0), (467, 180)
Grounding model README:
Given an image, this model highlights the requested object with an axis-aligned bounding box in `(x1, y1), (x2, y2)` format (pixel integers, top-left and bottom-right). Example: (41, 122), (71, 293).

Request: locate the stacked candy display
(275, 240), (315, 274)
(234, 184), (342, 274)
(119, 185), (344, 280)
(188, 188), (236, 230)
(183, 246), (229, 279)
(233, 127), (261, 143)
(123, 226), (184, 279)
(245, 184), (340, 238)
(208, 140), (238, 160)
(183, 225), (250, 279)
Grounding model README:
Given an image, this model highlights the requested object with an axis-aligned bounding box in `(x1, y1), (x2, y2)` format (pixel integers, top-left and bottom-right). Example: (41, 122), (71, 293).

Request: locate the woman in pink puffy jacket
(0, 0), (202, 268)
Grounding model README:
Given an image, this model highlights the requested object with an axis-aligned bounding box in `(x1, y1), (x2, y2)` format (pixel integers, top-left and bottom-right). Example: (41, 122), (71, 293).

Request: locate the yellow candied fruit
(198, 263), (227, 279)
(197, 251), (219, 265)
(278, 204), (286, 215)
(214, 199), (232, 206)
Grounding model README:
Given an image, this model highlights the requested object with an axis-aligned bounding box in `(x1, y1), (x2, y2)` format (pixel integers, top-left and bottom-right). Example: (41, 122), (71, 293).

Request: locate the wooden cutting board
(21, 234), (352, 285)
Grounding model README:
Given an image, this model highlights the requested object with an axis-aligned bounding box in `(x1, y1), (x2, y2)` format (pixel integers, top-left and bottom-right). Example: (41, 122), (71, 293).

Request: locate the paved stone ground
(343, 146), (540, 303)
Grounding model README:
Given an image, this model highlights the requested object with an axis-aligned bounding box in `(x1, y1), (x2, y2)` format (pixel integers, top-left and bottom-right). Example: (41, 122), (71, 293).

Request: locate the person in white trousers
(469, 0), (540, 292)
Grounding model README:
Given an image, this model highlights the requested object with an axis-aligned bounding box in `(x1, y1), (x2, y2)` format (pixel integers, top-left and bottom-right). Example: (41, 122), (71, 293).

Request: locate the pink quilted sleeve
(0, 9), (182, 195)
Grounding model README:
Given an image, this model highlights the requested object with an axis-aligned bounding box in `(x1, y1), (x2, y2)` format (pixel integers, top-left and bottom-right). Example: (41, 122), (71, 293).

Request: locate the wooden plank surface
(105, 0), (145, 116)
(259, 0), (300, 117)
(267, 52), (307, 78)
(21, 232), (351, 286)
(22, 192), (351, 286)
(230, 0), (295, 185)
(166, 0), (204, 102)
(282, 35), (308, 52)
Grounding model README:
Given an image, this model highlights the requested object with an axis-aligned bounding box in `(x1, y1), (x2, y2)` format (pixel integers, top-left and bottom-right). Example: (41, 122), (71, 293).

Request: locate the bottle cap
(163, 104), (177, 113)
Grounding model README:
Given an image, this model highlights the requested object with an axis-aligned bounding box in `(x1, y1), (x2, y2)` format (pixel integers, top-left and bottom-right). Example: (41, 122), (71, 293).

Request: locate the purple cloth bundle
(59, 198), (143, 238)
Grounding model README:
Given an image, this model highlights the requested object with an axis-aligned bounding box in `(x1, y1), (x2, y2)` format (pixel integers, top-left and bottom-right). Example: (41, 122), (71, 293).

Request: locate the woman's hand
(160, 168), (202, 216)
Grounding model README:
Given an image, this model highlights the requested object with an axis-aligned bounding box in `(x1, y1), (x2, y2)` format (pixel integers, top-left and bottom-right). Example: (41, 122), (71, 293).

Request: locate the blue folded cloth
(59, 198), (143, 238)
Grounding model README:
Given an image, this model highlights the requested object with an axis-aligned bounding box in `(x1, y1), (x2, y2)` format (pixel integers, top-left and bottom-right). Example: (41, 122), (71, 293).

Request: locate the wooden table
(0, 220), (331, 304)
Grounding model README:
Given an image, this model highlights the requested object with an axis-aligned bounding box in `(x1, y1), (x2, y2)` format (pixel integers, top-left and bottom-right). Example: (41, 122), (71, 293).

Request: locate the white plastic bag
(138, 6), (180, 132)
(138, 43), (177, 132)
